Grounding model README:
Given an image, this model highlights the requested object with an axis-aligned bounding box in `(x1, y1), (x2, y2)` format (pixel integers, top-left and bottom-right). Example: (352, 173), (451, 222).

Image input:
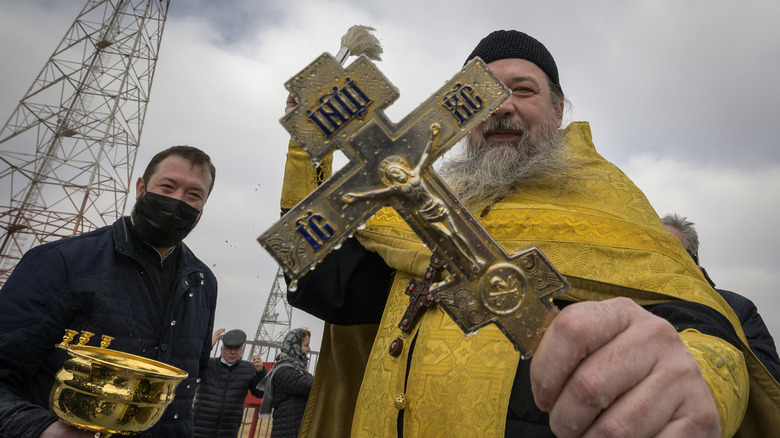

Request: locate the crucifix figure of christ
(258, 53), (570, 356)
(341, 123), (485, 273)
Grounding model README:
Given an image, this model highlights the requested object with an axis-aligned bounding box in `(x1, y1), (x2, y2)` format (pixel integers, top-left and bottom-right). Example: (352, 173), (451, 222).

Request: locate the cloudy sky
(1, 0), (779, 356)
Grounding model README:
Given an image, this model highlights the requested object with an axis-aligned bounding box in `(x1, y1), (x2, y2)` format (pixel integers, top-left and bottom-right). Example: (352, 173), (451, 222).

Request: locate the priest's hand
(530, 297), (720, 438)
(285, 94), (298, 114)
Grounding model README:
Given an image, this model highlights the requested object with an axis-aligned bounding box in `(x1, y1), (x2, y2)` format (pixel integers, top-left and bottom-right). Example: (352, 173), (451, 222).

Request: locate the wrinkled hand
(530, 297), (720, 438)
(41, 420), (95, 437)
(251, 354), (264, 372)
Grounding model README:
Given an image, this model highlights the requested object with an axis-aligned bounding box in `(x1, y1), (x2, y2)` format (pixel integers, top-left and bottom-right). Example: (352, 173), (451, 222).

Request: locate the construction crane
(0, 3), (312, 379)
(0, 0), (171, 285)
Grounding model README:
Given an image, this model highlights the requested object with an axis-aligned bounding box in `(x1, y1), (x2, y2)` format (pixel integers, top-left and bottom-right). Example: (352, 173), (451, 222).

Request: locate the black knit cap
(465, 30), (560, 87)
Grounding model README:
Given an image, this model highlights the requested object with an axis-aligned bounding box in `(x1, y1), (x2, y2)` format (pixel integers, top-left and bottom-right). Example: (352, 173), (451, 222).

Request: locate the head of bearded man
(439, 30), (571, 209)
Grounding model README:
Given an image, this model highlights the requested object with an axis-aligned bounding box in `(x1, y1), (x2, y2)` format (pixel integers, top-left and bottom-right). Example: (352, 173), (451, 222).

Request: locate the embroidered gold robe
(281, 122), (779, 437)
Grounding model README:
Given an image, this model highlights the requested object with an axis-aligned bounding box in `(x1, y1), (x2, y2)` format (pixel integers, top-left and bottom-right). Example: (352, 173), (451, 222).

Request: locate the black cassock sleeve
(285, 236), (396, 325)
(644, 300), (743, 350)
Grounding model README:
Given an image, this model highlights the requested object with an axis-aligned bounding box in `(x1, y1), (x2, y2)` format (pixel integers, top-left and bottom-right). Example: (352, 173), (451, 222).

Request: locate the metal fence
(238, 401), (272, 438)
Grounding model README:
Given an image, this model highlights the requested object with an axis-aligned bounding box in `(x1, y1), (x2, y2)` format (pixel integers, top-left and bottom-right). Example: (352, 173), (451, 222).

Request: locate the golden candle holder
(49, 330), (188, 436)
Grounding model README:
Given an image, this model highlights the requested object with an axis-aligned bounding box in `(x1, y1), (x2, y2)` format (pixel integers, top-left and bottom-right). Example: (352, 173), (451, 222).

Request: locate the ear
(135, 177), (146, 200)
(554, 100), (564, 127)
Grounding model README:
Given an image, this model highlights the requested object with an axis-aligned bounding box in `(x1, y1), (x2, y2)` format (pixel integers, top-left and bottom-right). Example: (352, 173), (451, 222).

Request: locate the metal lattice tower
(248, 266), (293, 361)
(0, 0), (170, 285)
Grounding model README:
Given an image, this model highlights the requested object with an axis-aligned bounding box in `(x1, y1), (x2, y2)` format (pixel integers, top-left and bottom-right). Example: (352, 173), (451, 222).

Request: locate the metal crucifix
(258, 53), (569, 357)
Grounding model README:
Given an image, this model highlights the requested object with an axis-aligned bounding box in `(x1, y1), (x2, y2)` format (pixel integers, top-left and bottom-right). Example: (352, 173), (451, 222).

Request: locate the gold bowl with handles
(49, 330), (188, 436)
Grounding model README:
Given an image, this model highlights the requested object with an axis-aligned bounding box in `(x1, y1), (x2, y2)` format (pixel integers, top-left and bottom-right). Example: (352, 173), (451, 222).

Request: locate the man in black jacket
(193, 329), (267, 438)
(662, 213), (780, 381)
(0, 145), (218, 438)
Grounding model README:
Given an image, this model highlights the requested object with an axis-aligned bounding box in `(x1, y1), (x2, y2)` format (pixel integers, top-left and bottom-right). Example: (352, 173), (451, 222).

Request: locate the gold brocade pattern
(350, 271), (415, 438)
(280, 139), (333, 210)
(681, 330), (749, 438)
(350, 271), (518, 437)
(408, 308), (517, 437)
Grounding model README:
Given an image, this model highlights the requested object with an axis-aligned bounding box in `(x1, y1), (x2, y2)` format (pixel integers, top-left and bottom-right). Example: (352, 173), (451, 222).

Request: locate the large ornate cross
(258, 53), (569, 357)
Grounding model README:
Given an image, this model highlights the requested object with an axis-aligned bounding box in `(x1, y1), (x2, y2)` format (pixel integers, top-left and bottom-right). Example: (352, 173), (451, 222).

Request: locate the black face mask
(132, 191), (201, 248)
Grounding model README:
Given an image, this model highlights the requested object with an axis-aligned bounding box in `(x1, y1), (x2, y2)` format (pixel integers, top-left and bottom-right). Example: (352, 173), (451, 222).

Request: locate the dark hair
(142, 145), (216, 195)
(299, 328), (312, 340)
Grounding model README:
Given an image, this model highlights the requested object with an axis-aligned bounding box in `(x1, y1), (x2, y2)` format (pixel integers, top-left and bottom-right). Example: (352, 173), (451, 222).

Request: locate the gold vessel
(49, 330), (188, 436)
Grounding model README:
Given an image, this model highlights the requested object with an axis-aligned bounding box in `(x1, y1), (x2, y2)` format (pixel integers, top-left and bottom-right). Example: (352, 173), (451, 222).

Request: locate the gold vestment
(282, 122), (779, 437)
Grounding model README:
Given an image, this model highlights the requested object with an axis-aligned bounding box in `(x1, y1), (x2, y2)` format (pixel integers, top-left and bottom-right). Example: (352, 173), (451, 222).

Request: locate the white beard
(438, 117), (569, 209)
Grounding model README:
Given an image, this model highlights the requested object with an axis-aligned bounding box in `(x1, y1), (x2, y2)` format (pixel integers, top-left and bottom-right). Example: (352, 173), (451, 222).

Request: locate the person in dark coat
(193, 328), (267, 438)
(0, 145), (218, 438)
(258, 328), (313, 438)
(663, 213), (780, 381)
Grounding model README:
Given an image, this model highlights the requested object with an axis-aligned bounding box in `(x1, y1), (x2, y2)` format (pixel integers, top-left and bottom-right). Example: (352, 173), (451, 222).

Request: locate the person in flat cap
(192, 328), (267, 438)
(279, 30), (778, 437)
(221, 328), (247, 348)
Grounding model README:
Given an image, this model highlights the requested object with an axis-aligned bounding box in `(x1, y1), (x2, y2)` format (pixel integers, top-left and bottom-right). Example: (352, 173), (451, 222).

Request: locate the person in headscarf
(258, 328), (313, 438)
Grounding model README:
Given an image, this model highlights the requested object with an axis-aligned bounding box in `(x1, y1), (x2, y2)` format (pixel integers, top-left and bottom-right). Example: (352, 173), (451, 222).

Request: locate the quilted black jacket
(0, 217), (217, 438)
(193, 358), (266, 437)
(270, 365), (313, 438)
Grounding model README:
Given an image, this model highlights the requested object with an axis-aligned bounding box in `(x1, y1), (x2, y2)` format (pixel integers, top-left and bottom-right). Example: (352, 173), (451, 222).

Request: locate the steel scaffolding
(0, 0), (170, 284)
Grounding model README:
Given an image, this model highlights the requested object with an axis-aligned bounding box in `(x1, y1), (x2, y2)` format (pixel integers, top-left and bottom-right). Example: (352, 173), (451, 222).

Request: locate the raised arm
(412, 123), (441, 176)
(342, 185), (397, 203)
